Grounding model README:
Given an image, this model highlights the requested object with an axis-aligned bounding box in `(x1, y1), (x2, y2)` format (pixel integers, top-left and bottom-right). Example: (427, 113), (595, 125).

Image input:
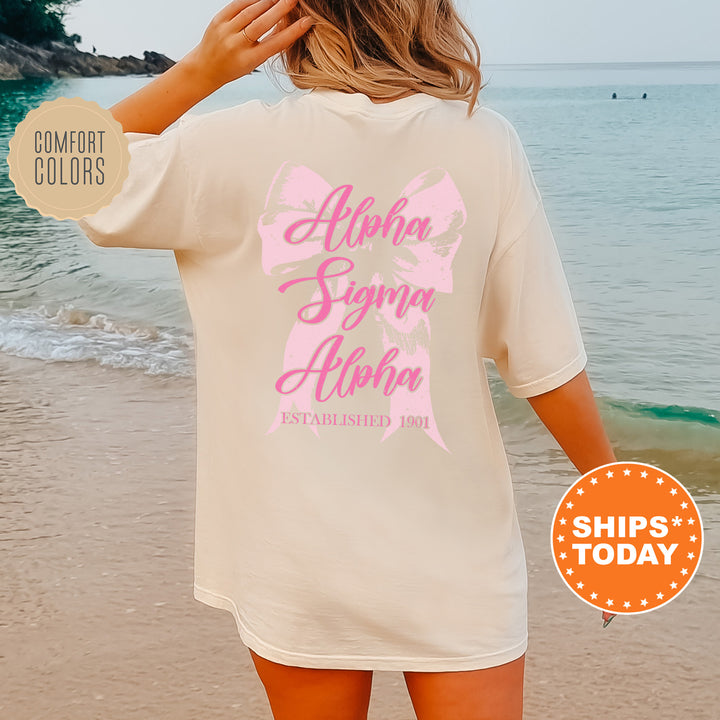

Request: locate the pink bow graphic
(257, 162), (466, 452)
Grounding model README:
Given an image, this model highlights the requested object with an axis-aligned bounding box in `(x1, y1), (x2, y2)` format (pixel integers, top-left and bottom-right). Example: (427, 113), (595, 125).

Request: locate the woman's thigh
(248, 647), (374, 720)
(403, 653), (525, 720)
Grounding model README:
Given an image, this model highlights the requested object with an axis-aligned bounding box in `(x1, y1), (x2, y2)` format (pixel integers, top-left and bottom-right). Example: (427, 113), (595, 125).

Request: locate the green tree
(0, 0), (82, 46)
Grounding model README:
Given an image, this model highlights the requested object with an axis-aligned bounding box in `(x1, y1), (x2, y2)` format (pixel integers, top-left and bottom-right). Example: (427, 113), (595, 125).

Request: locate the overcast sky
(65, 0), (720, 65)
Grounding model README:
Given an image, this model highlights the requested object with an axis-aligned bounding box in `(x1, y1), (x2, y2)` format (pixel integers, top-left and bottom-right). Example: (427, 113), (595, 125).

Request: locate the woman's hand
(183, 0), (313, 90)
(602, 611), (616, 627)
(109, 0), (313, 134)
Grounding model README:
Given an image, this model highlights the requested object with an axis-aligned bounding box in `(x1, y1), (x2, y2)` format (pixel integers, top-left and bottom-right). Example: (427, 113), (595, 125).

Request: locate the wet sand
(1, 352), (718, 719)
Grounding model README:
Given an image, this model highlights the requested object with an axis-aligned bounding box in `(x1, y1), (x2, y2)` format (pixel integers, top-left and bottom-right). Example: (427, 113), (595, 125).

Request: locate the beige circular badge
(6, 96), (130, 220)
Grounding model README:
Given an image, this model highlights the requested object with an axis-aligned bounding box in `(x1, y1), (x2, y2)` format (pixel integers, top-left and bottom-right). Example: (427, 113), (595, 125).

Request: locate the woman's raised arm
(109, 0), (313, 134)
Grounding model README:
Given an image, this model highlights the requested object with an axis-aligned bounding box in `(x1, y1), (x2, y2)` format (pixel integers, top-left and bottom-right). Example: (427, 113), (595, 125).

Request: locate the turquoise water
(1, 63), (718, 490)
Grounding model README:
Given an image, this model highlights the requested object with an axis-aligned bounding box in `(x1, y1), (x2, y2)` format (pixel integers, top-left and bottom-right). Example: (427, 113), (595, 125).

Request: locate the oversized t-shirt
(77, 88), (587, 672)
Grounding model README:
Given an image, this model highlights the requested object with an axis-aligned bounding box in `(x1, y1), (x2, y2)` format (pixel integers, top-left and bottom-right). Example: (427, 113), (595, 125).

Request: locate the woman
(77, 1), (617, 718)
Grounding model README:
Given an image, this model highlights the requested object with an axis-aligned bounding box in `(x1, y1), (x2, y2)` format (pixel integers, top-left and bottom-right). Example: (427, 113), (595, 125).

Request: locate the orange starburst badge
(551, 462), (703, 616)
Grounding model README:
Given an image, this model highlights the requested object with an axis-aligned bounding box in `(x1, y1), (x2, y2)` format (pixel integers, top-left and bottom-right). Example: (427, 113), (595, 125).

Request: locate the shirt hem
(77, 216), (107, 247)
(193, 584), (528, 672)
(506, 350), (588, 399)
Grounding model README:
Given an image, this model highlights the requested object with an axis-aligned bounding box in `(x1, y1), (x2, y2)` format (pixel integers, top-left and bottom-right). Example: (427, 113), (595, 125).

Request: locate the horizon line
(482, 59), (720, 68)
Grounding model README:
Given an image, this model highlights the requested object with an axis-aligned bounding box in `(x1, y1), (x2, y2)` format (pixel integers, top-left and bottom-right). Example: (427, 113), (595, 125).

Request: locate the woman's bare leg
(248, 647), (374, 720)
(403, 654), (525, 720)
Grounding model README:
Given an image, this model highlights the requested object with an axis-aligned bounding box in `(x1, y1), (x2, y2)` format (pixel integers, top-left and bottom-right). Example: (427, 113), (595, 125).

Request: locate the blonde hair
(274, 0), (485, 118)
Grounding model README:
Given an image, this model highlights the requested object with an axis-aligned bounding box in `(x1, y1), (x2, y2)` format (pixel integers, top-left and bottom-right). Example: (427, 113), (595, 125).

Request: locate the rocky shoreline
(0, 32), (175, 81)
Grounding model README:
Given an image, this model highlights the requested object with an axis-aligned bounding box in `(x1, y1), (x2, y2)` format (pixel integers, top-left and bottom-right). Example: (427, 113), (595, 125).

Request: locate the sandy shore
(1, 351), (718, 720)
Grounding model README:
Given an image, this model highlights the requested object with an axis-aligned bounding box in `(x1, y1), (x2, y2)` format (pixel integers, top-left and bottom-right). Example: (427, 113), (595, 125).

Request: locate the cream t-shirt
(77, 88), (587, 671)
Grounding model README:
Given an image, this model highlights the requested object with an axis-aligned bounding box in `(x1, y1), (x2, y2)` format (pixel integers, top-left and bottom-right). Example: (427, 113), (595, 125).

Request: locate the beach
(2, 62), (719, 719)
(2, 350), (717, 720)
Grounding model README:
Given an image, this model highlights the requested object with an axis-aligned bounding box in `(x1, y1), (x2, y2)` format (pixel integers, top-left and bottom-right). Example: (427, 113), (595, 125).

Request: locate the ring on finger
(242, 27), (257, 44)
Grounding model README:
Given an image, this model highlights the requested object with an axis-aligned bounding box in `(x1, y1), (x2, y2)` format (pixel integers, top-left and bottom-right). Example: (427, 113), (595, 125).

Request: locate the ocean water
(1, 62), (718, 492)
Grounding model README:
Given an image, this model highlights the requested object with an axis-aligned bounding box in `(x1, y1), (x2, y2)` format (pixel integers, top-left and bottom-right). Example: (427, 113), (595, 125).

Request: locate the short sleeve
(76, 115), (203, 252)
(477, 117), (587, 398)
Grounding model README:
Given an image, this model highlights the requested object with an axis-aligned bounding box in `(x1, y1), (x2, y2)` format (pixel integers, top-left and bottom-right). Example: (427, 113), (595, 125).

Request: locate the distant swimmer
(611, 92), (617, 99)
(642, 92), (647, 99)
